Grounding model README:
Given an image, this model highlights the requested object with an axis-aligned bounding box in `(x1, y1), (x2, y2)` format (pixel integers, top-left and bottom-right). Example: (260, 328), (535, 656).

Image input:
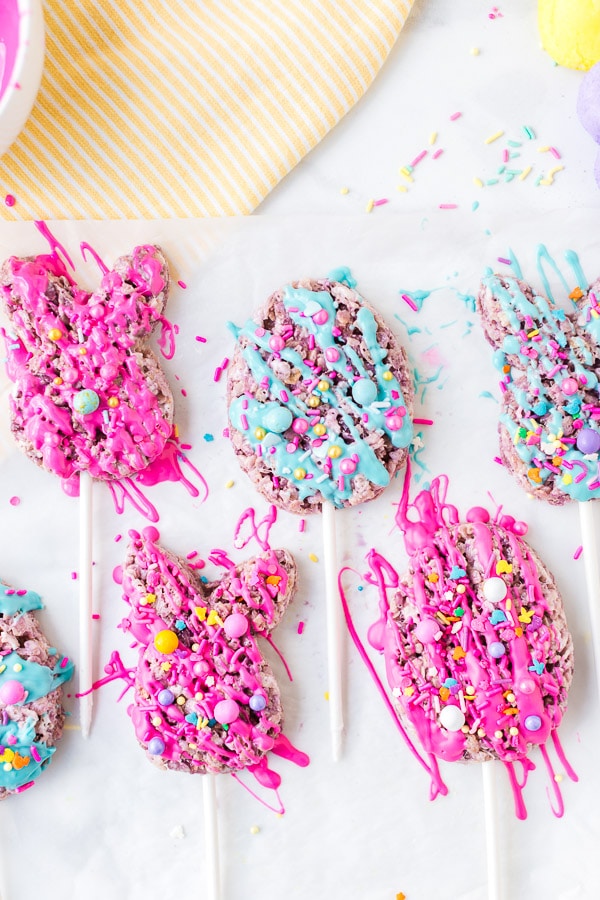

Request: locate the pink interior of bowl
(0, 0), (20, 102)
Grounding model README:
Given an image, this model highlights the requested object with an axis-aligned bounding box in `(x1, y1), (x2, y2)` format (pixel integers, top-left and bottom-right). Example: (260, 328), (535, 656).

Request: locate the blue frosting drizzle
(0, 584), (43, 617)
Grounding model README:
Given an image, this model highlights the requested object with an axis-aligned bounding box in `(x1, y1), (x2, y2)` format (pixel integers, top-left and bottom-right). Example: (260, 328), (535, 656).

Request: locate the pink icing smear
(341, 471), (577, 819)
(0, 0), (19, 102)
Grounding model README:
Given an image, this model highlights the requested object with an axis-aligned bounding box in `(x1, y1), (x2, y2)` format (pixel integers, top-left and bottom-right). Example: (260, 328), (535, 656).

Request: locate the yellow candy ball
(382, 371), (393, 381)
(154, 629), (179, 654)
(48, 328), (63, 341)
(107, 396), (120, 408)
(294, 467), (307, 480)
(313, 423), (326, 436)
(328, 445), (342, 459)
(254, 427), (266, 440)
(317, 380), (330, 392)
(307, 395), (321, 408)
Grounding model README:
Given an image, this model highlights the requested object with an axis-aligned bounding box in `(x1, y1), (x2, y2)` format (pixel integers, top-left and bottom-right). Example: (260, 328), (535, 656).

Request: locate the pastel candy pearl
(339, 458), (357, 475)
(268, 335), (285, 352)
(414, 618), (439, 643)
(214, 698), (240, 724)
(577, 427), (600, 454)
(524, 715), (542, 732)
(351, 378), (377, 406)
(148, 737), (166, 755)
(249, 693), (267, 711)
(292, 418), (309, 435)
(0, 679), (26, 705)
(482, 576), (508, 603)
(157, 689), (175, 706)
(72, 388), (100, 415)
(561, 377), (579, 396)
(313, 309), (329, 325)
(489, 641), (506, 659)
(223, 612), (249, 639)
(519, 677), (536, 695)
(325, 347), (340, 363)
(387, 415), (404, 431)
(438, 705), (465, 732)
(263, 405), (293, 433)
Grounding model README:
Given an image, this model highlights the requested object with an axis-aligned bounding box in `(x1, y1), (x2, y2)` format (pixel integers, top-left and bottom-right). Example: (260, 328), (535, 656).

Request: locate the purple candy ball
(576, 427), (600, 454)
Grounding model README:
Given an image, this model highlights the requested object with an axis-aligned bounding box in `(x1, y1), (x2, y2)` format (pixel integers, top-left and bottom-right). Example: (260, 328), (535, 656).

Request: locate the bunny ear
(96, 244), (169, 338)
(477, 272), (567, 355)
(121, 533), (205, 645)
(206, 548), (297, 636)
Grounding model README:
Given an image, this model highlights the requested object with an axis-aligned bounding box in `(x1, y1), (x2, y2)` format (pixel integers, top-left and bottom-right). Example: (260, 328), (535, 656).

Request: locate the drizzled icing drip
(93, 531), (308, 810)
(344, 471), (576, 819)
(0, 583), (73, 795)
(228, 281), (413, 508)
(480, 247), (600, 501)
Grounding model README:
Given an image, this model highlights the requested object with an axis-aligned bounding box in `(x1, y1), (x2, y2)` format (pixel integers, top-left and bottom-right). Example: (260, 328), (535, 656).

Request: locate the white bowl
(0, 0), (44, 158)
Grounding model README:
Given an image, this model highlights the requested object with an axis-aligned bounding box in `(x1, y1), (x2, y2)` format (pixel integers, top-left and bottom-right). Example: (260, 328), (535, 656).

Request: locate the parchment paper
(0, 211), (597, 900)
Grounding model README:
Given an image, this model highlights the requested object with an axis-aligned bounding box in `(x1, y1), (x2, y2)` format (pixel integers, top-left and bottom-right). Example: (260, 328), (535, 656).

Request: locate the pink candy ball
(269, 335), (285, 352)
(339, 459), (357, 475)
(325, 347), (340, 363)
(312, 310), (329, 325)
(0, 679), (25, 705)
(292, 418), (309, 435)
(214, 698), (240, 724)
(223, 613), (249, 639)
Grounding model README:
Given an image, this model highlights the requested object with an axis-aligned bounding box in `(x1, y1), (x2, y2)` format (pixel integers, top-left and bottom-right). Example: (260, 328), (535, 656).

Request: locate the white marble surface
(258, 0), (598, 220)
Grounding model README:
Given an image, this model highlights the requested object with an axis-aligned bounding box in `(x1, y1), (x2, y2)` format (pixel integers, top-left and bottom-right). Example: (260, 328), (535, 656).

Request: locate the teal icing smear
(228, 283), (413, 507)
(0, 650), (74, 703)
(0, 717), (55, 791)
(0, 584), (43, 617)
(481, 246), (600, 501)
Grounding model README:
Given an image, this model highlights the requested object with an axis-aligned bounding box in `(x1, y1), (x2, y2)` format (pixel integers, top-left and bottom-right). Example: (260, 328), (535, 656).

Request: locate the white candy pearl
(439, 705), (466, 732)
(482, 576), (508, 603)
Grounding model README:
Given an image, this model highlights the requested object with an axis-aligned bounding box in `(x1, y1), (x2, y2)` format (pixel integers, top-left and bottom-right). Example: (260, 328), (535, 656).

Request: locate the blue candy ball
(72, 388), (100, 415)
(488, 641), (506, 659)
(157, 689), (175, 706)
(351, 378), (377, 406)
(263, 405), (293, 434)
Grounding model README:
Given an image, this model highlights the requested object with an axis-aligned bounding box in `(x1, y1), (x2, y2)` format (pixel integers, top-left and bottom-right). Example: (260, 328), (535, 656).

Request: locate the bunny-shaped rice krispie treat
(113, 532), (308, 785)
(477, 264), (600, 503)
(0, 244), (173, 494)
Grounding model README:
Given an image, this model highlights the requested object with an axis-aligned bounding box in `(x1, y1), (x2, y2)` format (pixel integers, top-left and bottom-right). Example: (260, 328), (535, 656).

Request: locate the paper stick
(482, 761), (502, 900)
(579, 502), (600, 700)
(323, 502), (343, 761)
(203, 774), (221, 900)
(79, 471), (94, 738)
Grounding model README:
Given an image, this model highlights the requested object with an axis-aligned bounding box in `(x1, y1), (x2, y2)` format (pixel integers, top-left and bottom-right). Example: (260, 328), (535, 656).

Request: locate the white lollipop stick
(203, 774), (221, 900)
(323, 502), (343, 761)
(79, 470), (94, 738)
(482, 761), (502, 900)
(579, 501), (600, 700)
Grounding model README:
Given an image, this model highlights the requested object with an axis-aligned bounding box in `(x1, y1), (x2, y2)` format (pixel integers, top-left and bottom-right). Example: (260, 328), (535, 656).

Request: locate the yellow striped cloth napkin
(0, 0), (414, 219)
